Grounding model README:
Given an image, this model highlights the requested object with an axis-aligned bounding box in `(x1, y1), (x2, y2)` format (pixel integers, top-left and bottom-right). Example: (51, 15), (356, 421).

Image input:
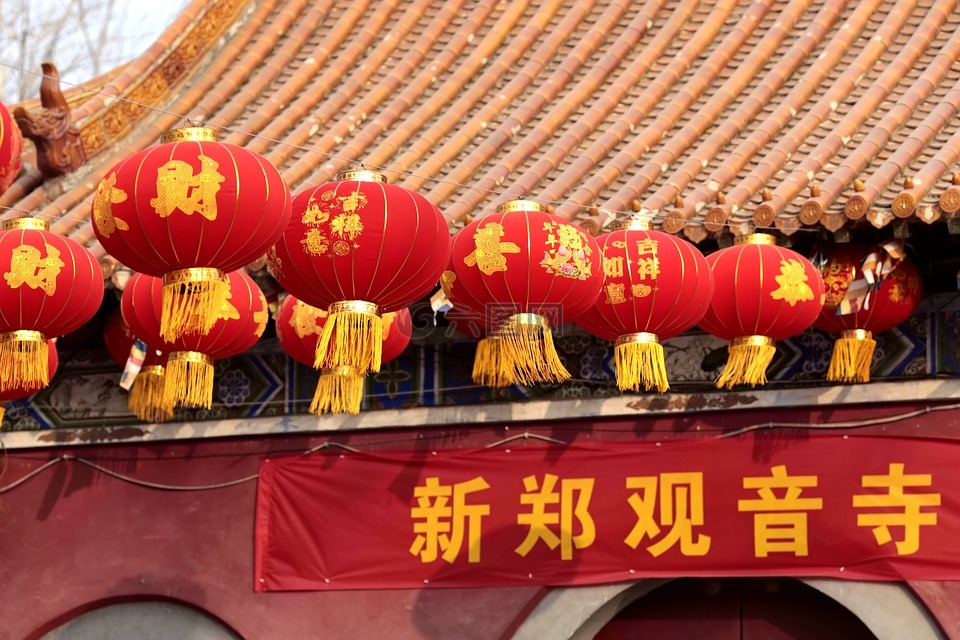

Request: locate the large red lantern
(269, 170), (449, 376)
(275, 295), (411, 414)
(0, 340), (57, 427)
(815, 243), (922, 383)
(0, 218), (103, 390)
(699, 233), (825, 388)
(440, 257), (512, 388)
(0, 101), (22, 193)
(122, 269), (268, 410)
(576, 219), (714, 393)
(450, 200), (603, 384)
(103, 307), (171, 422)
(93, 127), (291, 342)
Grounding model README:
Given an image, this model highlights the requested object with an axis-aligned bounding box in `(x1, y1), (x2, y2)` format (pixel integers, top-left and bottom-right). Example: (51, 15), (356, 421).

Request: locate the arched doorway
(39, 601), (241, 640)
(595, 578), (874, 639)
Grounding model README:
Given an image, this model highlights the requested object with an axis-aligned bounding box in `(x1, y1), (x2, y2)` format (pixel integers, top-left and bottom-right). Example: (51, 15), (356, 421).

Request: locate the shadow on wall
(35, 599), (242, 640)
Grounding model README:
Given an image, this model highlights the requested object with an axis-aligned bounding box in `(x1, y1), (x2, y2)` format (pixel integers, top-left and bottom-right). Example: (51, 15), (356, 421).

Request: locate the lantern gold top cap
(2, 217), (48, 231)
(611, 217), (652, 231)
(160, 126), (220, 143)
(735, 232), (777, 246)
(497, 199), (544, 213)
(337, 169), (387, 183)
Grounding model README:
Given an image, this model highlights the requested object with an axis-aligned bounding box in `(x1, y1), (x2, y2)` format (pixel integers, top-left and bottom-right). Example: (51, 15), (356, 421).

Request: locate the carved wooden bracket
(13, 62), (87, 179)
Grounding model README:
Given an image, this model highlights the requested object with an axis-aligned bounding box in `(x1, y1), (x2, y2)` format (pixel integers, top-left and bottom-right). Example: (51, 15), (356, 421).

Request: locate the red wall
(2, 403), (960, 639)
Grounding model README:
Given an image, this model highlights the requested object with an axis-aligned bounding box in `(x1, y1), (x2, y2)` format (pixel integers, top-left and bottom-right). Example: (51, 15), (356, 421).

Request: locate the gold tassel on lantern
(0, 330), (48, 391)
(129, 365), (174, 422)
(310, 365), (365, 415)
(472, 336), (514, 388)
(160, 268), (230, 342)
(315, 300), (383, 374)
(163, 351), (215, 409)
(616, 332), (669, 393)
(499, 313), (570, 385)
(716, 335), (777, 389)
(827, 329), (875, 384)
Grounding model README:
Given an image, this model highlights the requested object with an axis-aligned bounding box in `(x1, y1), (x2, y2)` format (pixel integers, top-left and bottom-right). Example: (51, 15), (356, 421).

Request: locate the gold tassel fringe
(616, 333), (669, 393)
(310, 366), (364, 415)
(163, 352), (214, 409)
(315, 301), (383, 374)
(160, 268), (229, 342)
(129, 365), (173, 422)
(499, 314), (570, 385)
(472, 336), (514, 388)
(716, 336), (777, 389)
(0, 331), (48, 392)
(827, 329), (875, 384)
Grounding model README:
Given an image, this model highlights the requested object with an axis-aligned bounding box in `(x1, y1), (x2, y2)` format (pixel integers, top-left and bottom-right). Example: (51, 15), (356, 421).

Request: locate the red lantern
(275, 295), (411, 414)
(103, 307), (171, 422)
(575, 219), (714, 392)
(0, 101), (22, 193)
(440, 257), (513, 388)
(450, 200), (603, 384)
(815, 243), (922, 383)
(699, 233), (825, 388)
(268, 170), (449, 376)
(122, 269), (268, 410)
(0, 339), (57, 426)
(93, 127), (291, 342)
(0, 218), (103, 390)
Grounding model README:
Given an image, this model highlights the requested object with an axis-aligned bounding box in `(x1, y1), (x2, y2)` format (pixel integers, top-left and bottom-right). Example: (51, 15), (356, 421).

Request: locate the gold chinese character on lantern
(464, 222), (521, 275)
(604, 283), (627, 305)
(515, 474), (595, 560)
(410, 476), (491, 563)
(738, 465), (823, 557)
(4, 243), (64, 296)
(92, 172), (129, 238)
(624, 473), (711, 558)
(604, 256), (624, 278)
(150, 154), (225, 221)
(853, 463), (940, 555)
(540, 222), (594, 280)
(770, 258), (814, 306)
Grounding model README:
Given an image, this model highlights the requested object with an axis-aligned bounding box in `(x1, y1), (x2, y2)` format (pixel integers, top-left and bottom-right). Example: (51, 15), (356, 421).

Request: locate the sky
(1, 0), (189, 103)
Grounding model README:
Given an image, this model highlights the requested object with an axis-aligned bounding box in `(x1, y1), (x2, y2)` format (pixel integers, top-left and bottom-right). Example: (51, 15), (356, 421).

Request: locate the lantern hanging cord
(2, 401), (960, 494)
(0, 61), (812, 235)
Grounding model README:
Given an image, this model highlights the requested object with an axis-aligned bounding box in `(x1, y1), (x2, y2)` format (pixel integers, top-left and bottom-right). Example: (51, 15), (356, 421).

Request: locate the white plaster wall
(41, 602), (240, 640)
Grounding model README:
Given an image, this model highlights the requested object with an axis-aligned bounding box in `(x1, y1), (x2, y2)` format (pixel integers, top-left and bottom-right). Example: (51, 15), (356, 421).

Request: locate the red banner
(254, 434), (958, 591)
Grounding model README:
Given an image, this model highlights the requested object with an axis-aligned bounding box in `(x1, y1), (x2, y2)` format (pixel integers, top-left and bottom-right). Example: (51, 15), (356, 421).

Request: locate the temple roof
(3, 0), (960, 273)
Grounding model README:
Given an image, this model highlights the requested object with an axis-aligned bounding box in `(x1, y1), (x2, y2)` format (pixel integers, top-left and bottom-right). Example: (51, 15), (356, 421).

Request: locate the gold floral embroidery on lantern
(604, 283), (627, 305)
(540, 222), (594, 280)
(4, 243), (64, 295)
(253, 297), (269, 338)
(464, 222), (521, 275)
(382, 312), (396, 337)
(291, 300), (326, 338)
(770, 259), (814, 306)
(821, 261), (853, 308)
(92, 172), (129, 238)
(215, 288), (240, 321)
(266, 248), (283, 279)
(150, 154), (225, 221)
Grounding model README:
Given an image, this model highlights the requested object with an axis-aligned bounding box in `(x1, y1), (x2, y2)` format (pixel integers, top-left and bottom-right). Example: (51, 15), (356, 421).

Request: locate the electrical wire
(0, 61), (810, 235)
(1, 401), (957, 494)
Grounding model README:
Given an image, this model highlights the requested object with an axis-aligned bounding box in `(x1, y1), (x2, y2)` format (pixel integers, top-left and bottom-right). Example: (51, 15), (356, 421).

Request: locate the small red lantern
(121, 269), (269, 410)
(449, 200), (603, 384)
(275, 295), (411, 414)
(0, 218), (103, 390)
(103, 307), (171, 422)
(93, 127), (291, 342)
(0, 340), (57, 427)
(0, 101), (22, 193)
(575, 219), (714, 392)
(269, 170), (449, 376)
(699, 233), (825, 388)
(815, 243), (922, 383)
